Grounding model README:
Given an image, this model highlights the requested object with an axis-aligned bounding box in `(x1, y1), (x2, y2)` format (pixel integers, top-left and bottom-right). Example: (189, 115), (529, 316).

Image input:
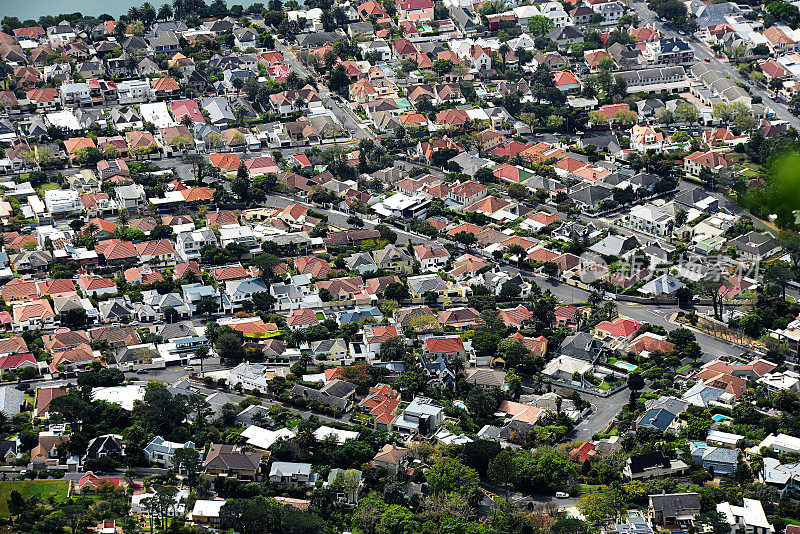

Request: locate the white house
(540, 2), (569, 26)
(117, 80), (155, 105)
(59, 82), (91, 107)
(757, 370), (800, 393)
(391, 396), (444, 436)
(628, 203), (674, 236)
(747, 433), (800, 457)
(218, 224), (259, 252)
(413, 244), (451, 272)
(228, 362), (273, 394)
(44, 189), (82, 215)
(176, 229), (217, 261)
(590, 1), (623, 24)
(469, 45), (492, 71)
(716, 499), (774, 534)
(140, 102), (177, 129)
(143, 436), (195, 468)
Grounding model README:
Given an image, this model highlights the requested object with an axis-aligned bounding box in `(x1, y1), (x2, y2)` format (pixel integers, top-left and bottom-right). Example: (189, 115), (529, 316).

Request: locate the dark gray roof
(158, 321), (197, 340)
(629, 451), (670, 473)
(290, 384), (352, 411)
(649, 492), (700, 517)
(320, 379), (357, 399)
(559, 332), (601, 362)
(548, 25), (583, 41)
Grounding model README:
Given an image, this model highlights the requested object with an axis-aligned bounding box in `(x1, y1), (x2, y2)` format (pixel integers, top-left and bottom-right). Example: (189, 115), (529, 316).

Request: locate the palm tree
(127, 6), (140, 21)
(141, 2), (157, 25)
(172, 0), (185, 18)
(158, 3), (173, 21)
(195, 345), (209, 377)
(507, 244), (527, 267)
(83, 221), (98, 237)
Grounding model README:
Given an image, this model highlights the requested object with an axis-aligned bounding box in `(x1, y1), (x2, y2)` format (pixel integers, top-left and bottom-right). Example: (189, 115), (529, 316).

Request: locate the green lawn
(577, 484), (605, 495)
(0, 480), (70, 515)
(35, 183), (61, 195)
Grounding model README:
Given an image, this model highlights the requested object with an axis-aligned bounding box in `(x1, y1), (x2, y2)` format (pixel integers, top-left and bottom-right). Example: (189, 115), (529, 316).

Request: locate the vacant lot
(0, 480), (70, 516)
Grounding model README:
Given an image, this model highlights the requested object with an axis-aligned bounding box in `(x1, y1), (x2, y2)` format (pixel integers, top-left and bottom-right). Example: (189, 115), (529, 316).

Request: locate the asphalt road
(630, 2), (800, 130)
(275, 40), (374, 140)
(535, 275), (742, 362)
(263, 192), (431, 245)
(567, 386), (628, 441)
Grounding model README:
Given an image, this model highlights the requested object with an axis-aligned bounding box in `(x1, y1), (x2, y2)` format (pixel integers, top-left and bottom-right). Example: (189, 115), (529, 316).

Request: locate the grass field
(0, 480), (70, 516)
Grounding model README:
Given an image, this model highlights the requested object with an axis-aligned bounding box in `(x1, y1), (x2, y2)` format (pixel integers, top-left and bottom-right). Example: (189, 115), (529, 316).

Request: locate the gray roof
(0, 387), (24, 416)
(649, 493), (700, 517)
(320, 379), (357, 398)
(697, 445), (738, 464)
(290, 384), (352, 411)
(296, 30), (345, 48)
(570, 184), (613, 207)
(270, 461), (312, 477)
(346, 252), (376, 269)
(199, 96), (235, 124)
(638, 274), (685, 296)
(310, 338), (347, 354)
(467, 369), (506, 388)
(681, 383), (726, 405)
(559, 332), (601, 362)
(408, 274), (448, 294)
(144, 436), (195, 455)
(158, 321), (197, 340)
(226, 277), (269, 297)
(644, 395), (688, 415)
(590, 234), (639, 256)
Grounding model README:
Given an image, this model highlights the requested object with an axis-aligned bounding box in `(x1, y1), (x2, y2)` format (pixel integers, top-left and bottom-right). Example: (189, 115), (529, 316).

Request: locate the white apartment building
(628, 203), (673, 236)
(117, 80), (155, 105)
(176, 228), (217, 261)
(44, 189), (82, 215)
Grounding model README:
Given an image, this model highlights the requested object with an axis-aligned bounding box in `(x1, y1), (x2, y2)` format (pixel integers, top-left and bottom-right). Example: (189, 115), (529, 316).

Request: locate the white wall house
(117, 80), (155, 105)
(628, 204), (673, 236)
(176, 229), (218, 261)
(44, 189), (82, 215)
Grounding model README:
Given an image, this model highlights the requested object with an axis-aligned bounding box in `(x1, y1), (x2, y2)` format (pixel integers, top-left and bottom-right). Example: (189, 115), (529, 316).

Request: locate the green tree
(578, 490), (623, 529)
(764, 260), (794, 299)
(426, 456), (480, 494)
(60, 308), (88, 330)
(627, 372), (644, 391)
(232, 164), (250, 201)
(487, 449), (517, 487)
(376, 224), (398, 244)
(384, 282), (410, 301)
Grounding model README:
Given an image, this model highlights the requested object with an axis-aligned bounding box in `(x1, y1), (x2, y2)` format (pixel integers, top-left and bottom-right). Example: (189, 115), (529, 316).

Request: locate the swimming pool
(453, 400), (466, 410)
(712, 414), (732, 422)
(615, 361), (638, 371)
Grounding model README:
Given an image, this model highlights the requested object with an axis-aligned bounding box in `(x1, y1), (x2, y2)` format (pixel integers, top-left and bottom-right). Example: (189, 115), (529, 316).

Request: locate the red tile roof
(213, 265), (249, 282)
(135, 239), (175, 257)
(209, 153), (242, 172)
(287, 309), (319, 327)
(595, 317), (642, 339)
(424, 337), (465, 353)
(96, 239), (138, 261)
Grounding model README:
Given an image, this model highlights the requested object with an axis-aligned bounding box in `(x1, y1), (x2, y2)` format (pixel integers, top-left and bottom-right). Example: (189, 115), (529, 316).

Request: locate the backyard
(0, 480), (70, 515)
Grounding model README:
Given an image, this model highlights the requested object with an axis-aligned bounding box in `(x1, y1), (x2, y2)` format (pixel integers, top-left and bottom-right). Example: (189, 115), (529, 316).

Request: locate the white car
(556, 492), (570, 499)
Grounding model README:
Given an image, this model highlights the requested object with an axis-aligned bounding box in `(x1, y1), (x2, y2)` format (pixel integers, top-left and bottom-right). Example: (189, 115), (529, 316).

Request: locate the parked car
(556, 492), (569, 498)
